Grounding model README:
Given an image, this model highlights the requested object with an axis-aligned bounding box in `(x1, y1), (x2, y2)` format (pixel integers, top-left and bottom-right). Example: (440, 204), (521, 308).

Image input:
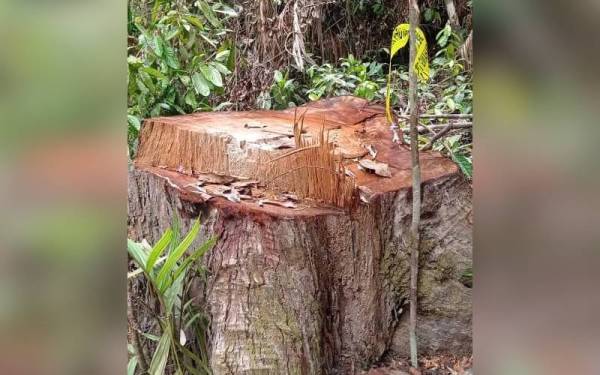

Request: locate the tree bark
(127, 97), (473, 373)
(444, 0), (460, 31)
(459, 30), (473, 70)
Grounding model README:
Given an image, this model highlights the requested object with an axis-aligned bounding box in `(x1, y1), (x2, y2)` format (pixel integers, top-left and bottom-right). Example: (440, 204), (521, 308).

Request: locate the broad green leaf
(453, 154), (472, 178)
(197, 0), (222, 28)
(146, 228), (174, 272)
(152, 36), (164, 57)
(163, 44), (180, 69)
(211, 62), (231, 75)
(141, 66), (166, 80)
(136, 77), (149, 94)
(185, 15), (204, 29)
(185, 91), (198, 108)
(274, 70), (283, 82)
(200, 64), (222, 87)
(180, 75), (191, 85)
(156, 220), (201, 291)
(148, 329), (171, 375)
(215, 50), (230, 62)
(127, 115), (141, 131)
(192, 73), (210, 97)
(214, 4), (238, 17)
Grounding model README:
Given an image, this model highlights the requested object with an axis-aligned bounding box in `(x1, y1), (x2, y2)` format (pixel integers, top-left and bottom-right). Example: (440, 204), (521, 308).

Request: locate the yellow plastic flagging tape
(385, 24), (430, 123)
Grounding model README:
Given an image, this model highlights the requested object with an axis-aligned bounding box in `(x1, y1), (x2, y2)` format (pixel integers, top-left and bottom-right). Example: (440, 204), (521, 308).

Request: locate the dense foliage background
(128, 0), (472, 174)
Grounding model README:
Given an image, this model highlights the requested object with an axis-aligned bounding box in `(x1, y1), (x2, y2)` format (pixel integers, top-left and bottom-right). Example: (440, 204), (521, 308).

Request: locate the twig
(421, 123), (456, 151)
(396, 113), (472, 119)
(402, 122), (472, 134)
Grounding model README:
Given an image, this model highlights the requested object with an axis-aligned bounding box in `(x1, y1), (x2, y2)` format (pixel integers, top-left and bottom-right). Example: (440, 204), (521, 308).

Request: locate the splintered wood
(136, 119), (230, 175)
(259, 111), (355, 207)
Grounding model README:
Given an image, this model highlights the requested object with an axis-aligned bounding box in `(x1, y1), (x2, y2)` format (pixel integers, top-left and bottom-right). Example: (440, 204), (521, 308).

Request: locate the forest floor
(365, 355), (473, 375)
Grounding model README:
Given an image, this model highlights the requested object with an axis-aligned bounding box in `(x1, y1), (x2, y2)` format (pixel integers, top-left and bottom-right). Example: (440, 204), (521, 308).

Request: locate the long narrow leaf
(127, 239), (149, 272)
(170, 237), (215, 285)
(178, 343), (211, 374)
(146, 228), (174, 271)
(127, 356), (138, 375)
(148, 328), (172, 375)
(156, 220), (201, 291)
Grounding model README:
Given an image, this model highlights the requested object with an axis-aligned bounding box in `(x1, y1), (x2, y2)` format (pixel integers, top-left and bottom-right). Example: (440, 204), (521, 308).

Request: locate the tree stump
(128, 97), (472, 374)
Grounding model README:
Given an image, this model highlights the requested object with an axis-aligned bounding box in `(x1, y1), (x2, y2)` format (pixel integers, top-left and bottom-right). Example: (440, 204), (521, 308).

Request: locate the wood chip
(195, 173), (236, 185)
(244, 122), (266, 128)
(282, 193), (299, 201)
(358, 185), (375, 204)
(365, 144), (378, 159)
(231, 180), (259, 189)
(257, 199), (297, 208)
(204, 184), (230, 196)
(188, 185), (213, 201)
(223, 188), (241, 203)
(358, 159), (392, 178)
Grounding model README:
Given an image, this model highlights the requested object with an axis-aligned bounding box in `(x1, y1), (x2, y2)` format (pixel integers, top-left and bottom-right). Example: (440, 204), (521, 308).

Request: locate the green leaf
(200, 64), (223, 87)
(128, 240), (149, 272)
(171, 237), (215, 284)
(146, 228), (173, 272)
(185, 91), (198, 108)
(156, 220), (201, 291)
(185, 15), (204, 29)
(148, 329), (171, 375)
(197, 1), (222, 28)
(127, 356), (138, 375)
(192, 73), (210, 96)
(152, 36), (164, 57)
(211, 62), (231, 75)
(215, 50), (230, 62)
(274, 70), (283, 82)
(141, 332), (161, 342)
(453, 154), (472, 178)
(141, 66), (166, 80)
(163, 43), (180, 69)
(127, 115), (141, 131)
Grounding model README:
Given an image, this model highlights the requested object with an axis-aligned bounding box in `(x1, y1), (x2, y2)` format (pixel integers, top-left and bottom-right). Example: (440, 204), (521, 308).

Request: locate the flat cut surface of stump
(135, 96), (458, 212)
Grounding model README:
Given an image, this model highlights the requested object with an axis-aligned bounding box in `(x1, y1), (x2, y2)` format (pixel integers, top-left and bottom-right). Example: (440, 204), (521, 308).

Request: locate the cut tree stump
(128, 96), (472, 374)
